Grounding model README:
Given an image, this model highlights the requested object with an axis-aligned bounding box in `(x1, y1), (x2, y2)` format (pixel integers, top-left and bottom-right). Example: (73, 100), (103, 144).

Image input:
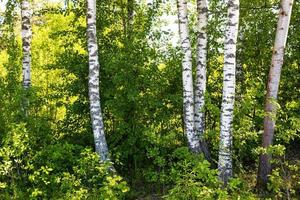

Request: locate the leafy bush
(165, 147), (256, 200)
(0, 135), (129, 199)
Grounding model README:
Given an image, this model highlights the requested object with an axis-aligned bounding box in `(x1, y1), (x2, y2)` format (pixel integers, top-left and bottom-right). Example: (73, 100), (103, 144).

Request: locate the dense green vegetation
(0, 0), (299, 199)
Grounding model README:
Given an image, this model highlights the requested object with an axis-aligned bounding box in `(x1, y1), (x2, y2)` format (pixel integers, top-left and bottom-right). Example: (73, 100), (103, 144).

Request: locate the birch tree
(195, 0), (210, 159)
(218, 0), (239, 185)
(87, 0), (109, 161)
(21, 0), (31, 90)
(177, 0), (201, 153)
(257, 0), (294, 189)
(21, 0), (32, 116)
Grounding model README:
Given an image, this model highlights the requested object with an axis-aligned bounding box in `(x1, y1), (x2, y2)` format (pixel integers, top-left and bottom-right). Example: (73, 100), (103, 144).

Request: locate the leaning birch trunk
(177, 0), (201, 153)
(87, 0), (109, 161)
(195, 0), (210, 160)
(257, 0), (294, 190)
(218, 0), (239, 185)
(21, 0), (32, 116)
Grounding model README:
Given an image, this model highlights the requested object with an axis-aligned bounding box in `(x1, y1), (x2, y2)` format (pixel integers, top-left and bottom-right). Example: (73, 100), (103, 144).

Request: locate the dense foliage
(0, 0), (299, 199)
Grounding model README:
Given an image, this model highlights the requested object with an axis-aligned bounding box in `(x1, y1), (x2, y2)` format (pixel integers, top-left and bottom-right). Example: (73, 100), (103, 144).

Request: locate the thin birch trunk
(21, 0), (31, 89)
(177, 0), (201, 153)
(218, 0), (239, 185)
(21, 0), (32, 116)
(87, 0), (109, 161)
(257, 0), (294, 190)
(195, 0), (211, 160)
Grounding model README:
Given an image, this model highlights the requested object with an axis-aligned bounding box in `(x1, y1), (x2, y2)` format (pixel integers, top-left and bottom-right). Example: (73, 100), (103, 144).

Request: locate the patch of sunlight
(55, 106), (66, 121)
(118, 85), (124, 91)
(158, 63), (166, 71)
(286, 101), (299, 110)
(116, 40), (124, 49)
(139, 91), (145, 97)
(74, 43), (87, 55)
(103, 27), (112, 36)
(217, 55), (224, 64)
(0, 50), (8, 77)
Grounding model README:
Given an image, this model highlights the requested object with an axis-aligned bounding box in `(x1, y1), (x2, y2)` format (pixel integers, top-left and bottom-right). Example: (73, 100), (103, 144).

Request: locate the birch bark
(195, 0), (210, 159)
(218, 0), (239, 185)
(21, 0), (31, 89)
(177, 0), (201, 153)
(87, 0), (109, 161)
(257, 0), (294, 189)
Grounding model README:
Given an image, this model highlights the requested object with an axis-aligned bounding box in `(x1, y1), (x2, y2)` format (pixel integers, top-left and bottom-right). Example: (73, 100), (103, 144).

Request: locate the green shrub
(165, 147), (256, 200)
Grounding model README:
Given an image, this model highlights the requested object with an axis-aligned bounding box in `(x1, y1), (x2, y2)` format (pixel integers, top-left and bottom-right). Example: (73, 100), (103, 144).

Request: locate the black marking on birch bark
(22, 24), (30, 30)
(226, 53), (235, 58)
(198, 32), (205, 39)
(23, 41), (30, 47)
(228, 22), (238, 26)
(225, 73), (235, 77)
(226, 39), (235, 44)
(201, 7), (208, 13)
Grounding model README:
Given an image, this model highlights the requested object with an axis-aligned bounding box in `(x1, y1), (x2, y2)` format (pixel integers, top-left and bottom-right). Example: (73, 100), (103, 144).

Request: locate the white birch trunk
(195, 0), (211, 159)
(195, 0), (208, 139)
(87, 0), (109, 161)
(177, 0), (201, 153)
(21, 0), (31, 89)
(257, 0), (294, 189)
(218, 0), (239, 185)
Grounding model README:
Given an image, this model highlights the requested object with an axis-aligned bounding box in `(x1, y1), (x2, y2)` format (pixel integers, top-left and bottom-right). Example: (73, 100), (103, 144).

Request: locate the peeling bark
(257, 0), (294, 190)
(218, 0), (240, 185)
